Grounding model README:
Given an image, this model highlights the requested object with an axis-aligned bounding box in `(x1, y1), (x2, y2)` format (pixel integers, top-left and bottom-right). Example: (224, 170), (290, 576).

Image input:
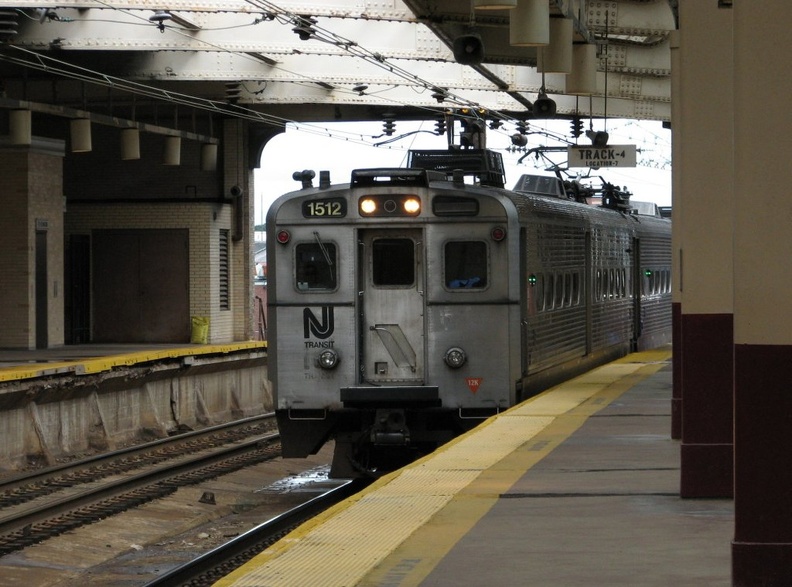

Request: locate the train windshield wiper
(313, 231), (333, 268)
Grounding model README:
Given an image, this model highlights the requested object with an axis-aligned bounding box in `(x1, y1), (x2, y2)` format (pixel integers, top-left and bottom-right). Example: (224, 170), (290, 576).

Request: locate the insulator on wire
(434, 117), (446, 136)
(225, 83), (242, 104)
(0, 9), (19, 40)
(292, 15), (317, 40)
(383, 117), (396, 136)
(570, 117), (584, 138)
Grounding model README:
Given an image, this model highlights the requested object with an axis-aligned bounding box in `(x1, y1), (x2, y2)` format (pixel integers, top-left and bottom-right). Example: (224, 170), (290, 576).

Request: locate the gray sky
(255, 119), (671, 225)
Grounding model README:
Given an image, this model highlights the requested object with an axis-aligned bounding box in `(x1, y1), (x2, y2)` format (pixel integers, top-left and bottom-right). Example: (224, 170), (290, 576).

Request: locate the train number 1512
(303, 198), (347, 218)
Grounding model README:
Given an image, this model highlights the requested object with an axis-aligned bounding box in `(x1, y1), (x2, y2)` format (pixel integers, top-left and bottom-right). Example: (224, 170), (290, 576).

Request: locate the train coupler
(370, 409), (410, 445)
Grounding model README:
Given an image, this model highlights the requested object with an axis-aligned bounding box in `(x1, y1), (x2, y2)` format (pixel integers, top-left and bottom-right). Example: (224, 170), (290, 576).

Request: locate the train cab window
(296, 243), (337, 291)
(445, 241), (488, 289)
(373, 238), (414, 286)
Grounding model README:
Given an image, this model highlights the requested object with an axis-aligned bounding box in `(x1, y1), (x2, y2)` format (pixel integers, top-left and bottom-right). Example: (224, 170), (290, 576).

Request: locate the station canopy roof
(0, 1), (677, 137)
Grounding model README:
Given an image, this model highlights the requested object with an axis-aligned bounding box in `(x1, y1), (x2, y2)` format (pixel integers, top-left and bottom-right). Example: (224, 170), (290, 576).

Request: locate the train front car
(267, 166), (520, 478)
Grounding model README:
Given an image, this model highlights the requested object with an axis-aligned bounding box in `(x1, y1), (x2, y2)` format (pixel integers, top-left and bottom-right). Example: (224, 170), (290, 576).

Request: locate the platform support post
(676, 0), (734, 499)
(732, 1), (792, 584)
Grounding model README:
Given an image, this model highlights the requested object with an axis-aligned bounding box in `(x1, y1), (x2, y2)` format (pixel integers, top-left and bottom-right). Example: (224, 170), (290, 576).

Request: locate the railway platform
(217, 346), (734, 587)
(0, 342), (270, 471)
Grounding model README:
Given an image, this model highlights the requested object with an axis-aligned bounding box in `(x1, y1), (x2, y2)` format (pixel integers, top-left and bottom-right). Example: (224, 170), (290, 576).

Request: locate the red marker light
(491, 226), (507, 242)
(276, 230), (291, 244)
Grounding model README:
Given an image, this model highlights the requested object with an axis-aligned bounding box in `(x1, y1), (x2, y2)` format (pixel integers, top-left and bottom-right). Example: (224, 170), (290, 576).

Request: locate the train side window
(544, 273), (555, 310)
(373, 238), (414, 286)
(594, 269), (601, 301)
(555, 272), (565, 308)
(571, 272), (580, 306)
(445, 241), (488, 289)
(533, 273), (544, 311)
(296, 243), (337, 291)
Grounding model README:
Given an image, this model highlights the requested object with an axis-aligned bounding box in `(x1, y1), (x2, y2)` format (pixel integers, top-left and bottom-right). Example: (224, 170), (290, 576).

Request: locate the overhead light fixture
(510, 0), (549, 47)
(9, 109), (32, 145)
(566, 44), (598, 95)
(163, 136), (181, 166)
(70, 118), (92, 153)
(474, 0), (517, 9)
(538, 18), (573, 73)
(200, 143), (218, 171)
(533, 91), (556, 117)
(120, 128), (140, 160)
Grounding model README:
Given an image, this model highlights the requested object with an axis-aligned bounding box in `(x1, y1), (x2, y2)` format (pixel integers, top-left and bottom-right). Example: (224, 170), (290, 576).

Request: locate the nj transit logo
(303, 307), (334, 339)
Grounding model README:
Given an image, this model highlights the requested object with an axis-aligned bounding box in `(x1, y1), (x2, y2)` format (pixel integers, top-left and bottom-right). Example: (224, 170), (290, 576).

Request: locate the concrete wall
(0, 355), (271, 470)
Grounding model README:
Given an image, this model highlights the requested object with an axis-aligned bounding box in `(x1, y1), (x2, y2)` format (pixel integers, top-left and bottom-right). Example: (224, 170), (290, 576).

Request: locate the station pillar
(0, 138), (66, 349)
(676, 2), (733, 498)
(669, 30), (682, 441)
(732, 2), (792, 583)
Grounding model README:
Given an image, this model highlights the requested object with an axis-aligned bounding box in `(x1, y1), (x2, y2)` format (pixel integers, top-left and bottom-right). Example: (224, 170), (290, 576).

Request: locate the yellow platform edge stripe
(0, 341), (267, 382)
(216, 348), (671, 587)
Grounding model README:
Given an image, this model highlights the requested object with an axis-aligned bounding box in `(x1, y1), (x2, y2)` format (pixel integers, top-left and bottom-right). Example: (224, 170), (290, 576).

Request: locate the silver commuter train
(267, 149), (671, 478)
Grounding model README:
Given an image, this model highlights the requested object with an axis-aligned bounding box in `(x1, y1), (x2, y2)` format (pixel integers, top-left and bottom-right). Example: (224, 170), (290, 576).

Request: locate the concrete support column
(677, 2), (734, 498)
(223, 119), (255, 341)
(732, 2), (792, 583)
(669, 29), (682, 441)
(0, 141), (65, 349)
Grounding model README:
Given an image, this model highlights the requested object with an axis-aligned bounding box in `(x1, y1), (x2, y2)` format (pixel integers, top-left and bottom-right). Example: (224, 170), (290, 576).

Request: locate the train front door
(358, 229), (425, 385)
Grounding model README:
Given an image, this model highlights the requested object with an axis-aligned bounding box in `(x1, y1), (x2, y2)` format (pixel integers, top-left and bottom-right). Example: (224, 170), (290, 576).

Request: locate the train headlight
(360, 198), (377, 215)
(444, 347), (467, 369)
(317, 349), (340, 370)
(403, 197), (421, 214)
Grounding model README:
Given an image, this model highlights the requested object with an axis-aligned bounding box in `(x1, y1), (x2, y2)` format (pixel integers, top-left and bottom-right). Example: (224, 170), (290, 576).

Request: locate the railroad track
(0, 414), (280, 555)
(143, 479), (368, 587)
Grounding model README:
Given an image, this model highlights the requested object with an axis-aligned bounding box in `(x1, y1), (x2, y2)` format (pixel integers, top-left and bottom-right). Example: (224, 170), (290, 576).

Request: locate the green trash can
(190, 316), (209, 344)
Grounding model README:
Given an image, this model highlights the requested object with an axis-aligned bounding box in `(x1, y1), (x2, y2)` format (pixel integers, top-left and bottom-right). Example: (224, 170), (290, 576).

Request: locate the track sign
(568, 145), (637, 168)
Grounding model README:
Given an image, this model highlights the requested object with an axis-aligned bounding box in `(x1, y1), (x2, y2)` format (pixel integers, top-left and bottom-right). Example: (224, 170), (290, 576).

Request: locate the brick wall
(0, 146), (65, 349)
(65, 201), (241, 343)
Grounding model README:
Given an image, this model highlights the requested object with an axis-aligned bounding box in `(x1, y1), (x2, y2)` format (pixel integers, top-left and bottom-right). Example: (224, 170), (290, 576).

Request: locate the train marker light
(491, 226), (507, 241)
(444, 347), (467, 369)
(403, 197), (421, 214)
(276, 230), (291, 244)
(360, 198), (377, 215)
(318, 349), (339, 370)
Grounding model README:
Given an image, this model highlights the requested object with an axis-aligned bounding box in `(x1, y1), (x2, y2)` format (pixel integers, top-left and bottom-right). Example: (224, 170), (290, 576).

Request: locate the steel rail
(0, 413), (276, 500)
(142, 479), (368, 587)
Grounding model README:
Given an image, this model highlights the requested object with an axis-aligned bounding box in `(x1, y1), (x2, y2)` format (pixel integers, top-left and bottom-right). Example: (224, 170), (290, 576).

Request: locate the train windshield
(445, 241), (488, 289)
(296, 242), (337, 291)
(372, 238), (414, 286)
